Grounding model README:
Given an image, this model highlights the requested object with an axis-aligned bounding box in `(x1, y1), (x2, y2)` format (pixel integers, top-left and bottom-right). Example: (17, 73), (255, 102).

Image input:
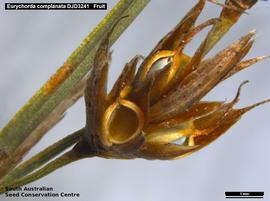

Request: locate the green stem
(0, 129), (84, 185)
(0, 0), (150, 178)
(0, 150), (90, 195)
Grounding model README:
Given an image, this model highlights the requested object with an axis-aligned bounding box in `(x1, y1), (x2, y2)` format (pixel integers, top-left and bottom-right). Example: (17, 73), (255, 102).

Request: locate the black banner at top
(5, 3), (107, 10)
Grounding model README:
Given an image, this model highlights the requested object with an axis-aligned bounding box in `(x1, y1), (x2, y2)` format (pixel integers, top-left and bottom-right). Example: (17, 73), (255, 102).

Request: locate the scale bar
(226, 197), (264, 199)
(225, 192), (264, 199)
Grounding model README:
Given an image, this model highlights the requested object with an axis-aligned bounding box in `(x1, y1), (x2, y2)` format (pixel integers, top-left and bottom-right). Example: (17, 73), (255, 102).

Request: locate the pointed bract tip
(232, 80), (250, 104)
(249, 29), (256, 35)
(240, 98), (270, 114)
(258, 55), (270, 60)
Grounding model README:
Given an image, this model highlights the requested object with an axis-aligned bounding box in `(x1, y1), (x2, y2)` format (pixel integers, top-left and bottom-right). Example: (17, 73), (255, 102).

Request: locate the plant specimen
(0, 0), (269, 194)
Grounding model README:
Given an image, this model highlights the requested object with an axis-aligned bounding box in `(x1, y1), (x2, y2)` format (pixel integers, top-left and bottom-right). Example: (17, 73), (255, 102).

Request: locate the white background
(0, 0), (270, 201)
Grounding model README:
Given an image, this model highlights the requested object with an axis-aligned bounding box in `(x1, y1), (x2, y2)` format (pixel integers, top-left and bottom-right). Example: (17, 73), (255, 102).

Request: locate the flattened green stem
(0, 0), (150, 177)
(0, 150), (91, 195)
(0, 129), (84, 186)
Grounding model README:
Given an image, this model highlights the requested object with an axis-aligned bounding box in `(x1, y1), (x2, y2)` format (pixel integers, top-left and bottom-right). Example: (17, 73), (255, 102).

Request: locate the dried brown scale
(107, 55), (140, 103)
(145, 101), (224, 134)
(146, 18), (220, 105)
(149, 32), (254, 123)
(193, 80), (248, 130)
(133, 17), (218, 107)
(158, 0), (206, 50)
(134, 0), (206, 87)
(78, 0), (269, 160)
(193, 100), (264, 147)
(84, 28), (111, 151)
(176, 19), (220, 76)
(222, 55), (270, 81)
